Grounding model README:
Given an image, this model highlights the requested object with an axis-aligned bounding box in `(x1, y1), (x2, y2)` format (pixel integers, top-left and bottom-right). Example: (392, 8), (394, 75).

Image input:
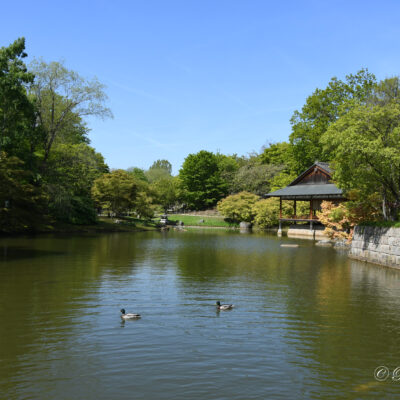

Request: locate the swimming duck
(216, 301), (234, 310)
(120, 308), (141, 319)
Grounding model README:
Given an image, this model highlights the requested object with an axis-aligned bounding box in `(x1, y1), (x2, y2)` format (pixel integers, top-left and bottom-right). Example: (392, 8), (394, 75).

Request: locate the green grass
(162, 214), (239, 228)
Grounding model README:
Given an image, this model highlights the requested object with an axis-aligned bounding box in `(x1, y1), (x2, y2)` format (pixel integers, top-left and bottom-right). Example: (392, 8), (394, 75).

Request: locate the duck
(216, 301), (234, 311)
(120, 308), (141, 319)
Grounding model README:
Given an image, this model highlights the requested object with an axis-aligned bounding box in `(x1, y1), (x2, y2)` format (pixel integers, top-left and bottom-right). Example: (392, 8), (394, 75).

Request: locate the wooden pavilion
(265, 162), (346, 234)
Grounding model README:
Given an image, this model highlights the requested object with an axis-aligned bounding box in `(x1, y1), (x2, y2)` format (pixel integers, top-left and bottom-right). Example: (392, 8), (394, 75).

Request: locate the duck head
(216, 301), (221, 306)
(120, 308), (126, 314)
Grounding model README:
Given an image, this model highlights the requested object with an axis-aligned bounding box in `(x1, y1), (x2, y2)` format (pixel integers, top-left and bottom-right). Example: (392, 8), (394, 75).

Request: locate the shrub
(317, 191), (382, 241)
(217, 192), (260, 222)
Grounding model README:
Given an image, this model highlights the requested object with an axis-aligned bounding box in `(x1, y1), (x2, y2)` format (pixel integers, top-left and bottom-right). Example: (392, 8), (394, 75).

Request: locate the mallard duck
(120, 308), (141, 319)
(216, 301), (234, 310)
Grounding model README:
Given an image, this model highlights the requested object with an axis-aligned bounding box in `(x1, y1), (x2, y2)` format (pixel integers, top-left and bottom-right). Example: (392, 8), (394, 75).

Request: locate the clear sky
(2, 0), (400, 173)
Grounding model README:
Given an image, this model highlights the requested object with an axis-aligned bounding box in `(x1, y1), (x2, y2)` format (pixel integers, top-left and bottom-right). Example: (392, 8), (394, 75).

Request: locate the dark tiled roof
(266, 184), (343, 199)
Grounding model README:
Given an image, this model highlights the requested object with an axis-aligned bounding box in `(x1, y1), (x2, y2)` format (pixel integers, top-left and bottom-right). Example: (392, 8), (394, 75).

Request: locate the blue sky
(2, 0), (400, 174)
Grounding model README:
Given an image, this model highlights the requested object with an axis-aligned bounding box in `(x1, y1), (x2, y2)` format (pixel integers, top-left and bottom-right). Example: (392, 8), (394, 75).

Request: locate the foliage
(151, 176), (180, 212)
(145, 159), (172, 183)
(252, 198), (282, 228)
(0, 37), (36, 161)
(45, 143), (108, 224)
(252, 198), (303, 229)
(0, 152), (47, 232)
(217, 192), (260, 222)
(289, 69), (376, 173)
(127, 167), (148, 182)
(179, 150), (228, 210)
(216, 153), (239, 191)
(259, 142), (292, 167)
(149, 159), (172, 174)
(322, 97), (400, 220)
(231, 162), (284, 195)
(29, 59), (112, 164)
(318, 193), (381, 241)
(92, 170), (138, 217)
(133, 180), (157, 219)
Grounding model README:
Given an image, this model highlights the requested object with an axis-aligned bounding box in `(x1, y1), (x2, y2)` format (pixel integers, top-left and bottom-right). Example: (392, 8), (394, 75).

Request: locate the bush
(317, 191), (381, 241)
(217, 192), (260, 222)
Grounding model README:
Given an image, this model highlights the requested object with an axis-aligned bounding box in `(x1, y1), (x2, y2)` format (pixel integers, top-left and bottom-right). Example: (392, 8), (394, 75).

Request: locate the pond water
(1, 230), (400, 399)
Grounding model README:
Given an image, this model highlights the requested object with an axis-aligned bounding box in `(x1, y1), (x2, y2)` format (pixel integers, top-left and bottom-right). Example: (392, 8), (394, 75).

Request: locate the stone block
(389, 246), (400, 256)
(377, 244), (390, 253)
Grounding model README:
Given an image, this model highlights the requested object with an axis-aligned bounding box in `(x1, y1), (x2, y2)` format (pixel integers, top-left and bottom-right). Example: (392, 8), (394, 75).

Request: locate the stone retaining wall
(287, 224), (329, 240)
(350, 226), (400, 269)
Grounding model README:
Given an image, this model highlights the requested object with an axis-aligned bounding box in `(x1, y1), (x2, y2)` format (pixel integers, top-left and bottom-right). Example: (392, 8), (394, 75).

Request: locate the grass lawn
(163, 214), (239, 228)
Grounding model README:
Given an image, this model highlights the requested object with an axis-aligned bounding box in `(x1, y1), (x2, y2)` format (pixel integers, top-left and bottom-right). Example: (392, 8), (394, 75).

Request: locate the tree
(151, 176), (179, 212)
(0, 38), (36, 160)
(127, 167), (148, 182)
(317, 192), (381, 241)
(215, 153), (239, 192)
(322, 99), (400, 220)
(92, 170), (138, 217)
(29, 59), (112, 165)
(179, 150), (228, 210)
(45, 143), (108, 224)
(0, 152), (46, 232)
(232, 162), (284, 195)
(145, 159), (172, 183)
(149, 159), (172, 174)
(217, 192), (260, 222)
(289, 69), (376, 173)
(259, 142), (292, 166)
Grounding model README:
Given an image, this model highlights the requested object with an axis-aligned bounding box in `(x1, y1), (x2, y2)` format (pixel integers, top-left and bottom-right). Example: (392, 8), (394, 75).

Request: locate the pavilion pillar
(278, 198), (282, 236)
(294, 200), (297, 225)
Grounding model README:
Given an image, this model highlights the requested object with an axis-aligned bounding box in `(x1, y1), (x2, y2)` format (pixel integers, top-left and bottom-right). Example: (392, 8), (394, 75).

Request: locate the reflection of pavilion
(266, 162), (346, 237)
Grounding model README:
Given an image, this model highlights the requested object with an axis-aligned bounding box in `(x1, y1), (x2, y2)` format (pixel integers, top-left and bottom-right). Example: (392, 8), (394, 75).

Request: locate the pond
(1, 230), (400, 399)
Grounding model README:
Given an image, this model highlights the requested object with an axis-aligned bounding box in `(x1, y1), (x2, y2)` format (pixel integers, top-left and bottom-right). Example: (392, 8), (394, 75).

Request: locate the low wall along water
(350, 226), (400, 269)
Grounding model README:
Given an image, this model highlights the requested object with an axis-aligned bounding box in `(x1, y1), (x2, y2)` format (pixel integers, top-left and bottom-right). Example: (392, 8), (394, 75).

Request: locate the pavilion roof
(266, 162), (345, 200)
(266, 183), (343, 200)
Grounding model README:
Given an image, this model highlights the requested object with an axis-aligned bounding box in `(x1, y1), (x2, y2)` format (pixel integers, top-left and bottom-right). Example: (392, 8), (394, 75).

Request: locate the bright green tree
(179, 150), (228, 210)
(322, 100), (400, 220)
(29, 59), (112, 165)
(92, 170), (138, 217)
(290, 69), (376, 173)
(45, 143), (108, 223)
(217, 192), (260, 222)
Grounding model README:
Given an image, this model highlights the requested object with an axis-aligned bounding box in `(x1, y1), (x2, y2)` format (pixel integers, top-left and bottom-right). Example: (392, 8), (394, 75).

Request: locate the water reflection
(1, 231), (400, 399)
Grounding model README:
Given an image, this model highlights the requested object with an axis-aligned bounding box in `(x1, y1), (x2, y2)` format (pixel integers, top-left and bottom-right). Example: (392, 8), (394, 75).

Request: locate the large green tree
(45, 143), (108, 223)
(0, 38), (37, 161)
(231, 159), (284, 195)
(290, 69), (376, 173)
(29, 59), (112, 166)
(92, 170), (139, 217)
(322, 89), (400, 220)
(179, 150), (228, 210)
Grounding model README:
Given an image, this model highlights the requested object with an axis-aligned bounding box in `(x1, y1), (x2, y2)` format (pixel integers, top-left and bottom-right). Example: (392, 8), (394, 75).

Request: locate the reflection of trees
(175, 232), (400, 396)
(0, 232), (156, 393)
(282, 254), (400, 396)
